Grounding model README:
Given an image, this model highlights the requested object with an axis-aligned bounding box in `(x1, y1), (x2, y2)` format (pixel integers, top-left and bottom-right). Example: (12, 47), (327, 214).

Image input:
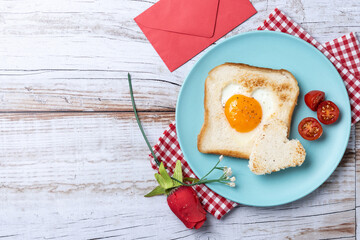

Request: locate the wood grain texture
(0, 112), (355, 239)
(0, 71), (179, 111)
(0, 0), (359, 239)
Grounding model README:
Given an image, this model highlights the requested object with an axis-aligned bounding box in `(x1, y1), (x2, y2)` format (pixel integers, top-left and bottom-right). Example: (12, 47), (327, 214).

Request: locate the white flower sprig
(170, 155), (237, 188)
(216, 156), (236, 187)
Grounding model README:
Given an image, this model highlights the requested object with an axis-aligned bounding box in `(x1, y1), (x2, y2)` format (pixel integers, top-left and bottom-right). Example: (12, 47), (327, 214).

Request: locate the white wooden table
(1, 0), (360, 239)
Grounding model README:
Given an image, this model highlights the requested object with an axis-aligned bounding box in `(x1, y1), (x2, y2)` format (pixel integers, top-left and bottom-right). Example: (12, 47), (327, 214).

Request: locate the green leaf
(155, 173), (173, 190)
(157, 162), (173, 189)
(154, 173), (166, 189)
(144, 185), (165, 197)
(184, 177), (200, 183)
(172, 160), (183, 187)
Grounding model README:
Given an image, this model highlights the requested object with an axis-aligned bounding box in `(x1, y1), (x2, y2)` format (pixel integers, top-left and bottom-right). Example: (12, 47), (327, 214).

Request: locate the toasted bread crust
(197, 63), (299, 159)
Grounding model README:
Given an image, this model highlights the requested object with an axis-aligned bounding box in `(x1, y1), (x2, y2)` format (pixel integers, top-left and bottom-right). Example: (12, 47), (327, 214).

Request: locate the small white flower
(230, 176), (236, 182)
(224, 167), (232, 177)
(219, 155), (224, 161)
(227, 182), (235, 187)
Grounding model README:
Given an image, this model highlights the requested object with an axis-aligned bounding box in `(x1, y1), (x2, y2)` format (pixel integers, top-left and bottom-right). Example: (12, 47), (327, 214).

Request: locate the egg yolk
(224, 94), (262, 132)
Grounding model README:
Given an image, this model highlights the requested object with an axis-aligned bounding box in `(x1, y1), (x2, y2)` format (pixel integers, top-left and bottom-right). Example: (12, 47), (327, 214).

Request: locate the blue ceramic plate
(176, 31), (351, 206)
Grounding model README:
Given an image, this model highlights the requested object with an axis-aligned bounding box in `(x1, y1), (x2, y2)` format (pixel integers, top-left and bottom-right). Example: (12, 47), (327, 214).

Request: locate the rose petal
(194, 219), (206, 229)
(183, 220), (196, 229)
(167, 186), (207, 229)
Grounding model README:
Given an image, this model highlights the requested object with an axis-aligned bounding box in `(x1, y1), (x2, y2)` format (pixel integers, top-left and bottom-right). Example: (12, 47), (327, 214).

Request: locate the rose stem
(128, 73), (160, 166)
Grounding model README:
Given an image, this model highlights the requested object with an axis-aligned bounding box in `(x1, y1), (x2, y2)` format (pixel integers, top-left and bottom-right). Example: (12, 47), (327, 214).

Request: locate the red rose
(167, 186), (207, 229)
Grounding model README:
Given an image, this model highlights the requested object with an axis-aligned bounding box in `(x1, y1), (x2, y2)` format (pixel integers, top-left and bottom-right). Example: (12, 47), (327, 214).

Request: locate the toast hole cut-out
(224, 94), (262, 132)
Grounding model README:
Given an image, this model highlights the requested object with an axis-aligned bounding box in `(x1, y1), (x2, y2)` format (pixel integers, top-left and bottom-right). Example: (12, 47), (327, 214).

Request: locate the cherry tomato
(298, 117), (323, 141)
(304, 90), (325, 111)
(317, 100), (340, 125)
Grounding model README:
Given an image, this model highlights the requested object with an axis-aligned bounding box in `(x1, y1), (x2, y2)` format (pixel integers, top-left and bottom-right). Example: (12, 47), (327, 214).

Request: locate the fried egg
(221, 83), (277, 133)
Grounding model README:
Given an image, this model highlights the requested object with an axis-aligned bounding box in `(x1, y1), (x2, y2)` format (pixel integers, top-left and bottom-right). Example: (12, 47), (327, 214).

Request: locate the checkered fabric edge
(149, 122), (237, 220)
(324, 32), (360, 80)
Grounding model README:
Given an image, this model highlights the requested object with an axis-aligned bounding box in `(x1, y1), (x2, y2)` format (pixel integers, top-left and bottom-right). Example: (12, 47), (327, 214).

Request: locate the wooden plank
(0, 0), (359, 73)
(355, 124), (360, 237)
(0, 112), (355, 239)
(0, 70), (179, 111)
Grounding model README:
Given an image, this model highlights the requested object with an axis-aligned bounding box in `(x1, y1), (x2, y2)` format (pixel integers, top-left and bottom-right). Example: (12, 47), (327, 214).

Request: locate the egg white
(221, 84), (278, 127)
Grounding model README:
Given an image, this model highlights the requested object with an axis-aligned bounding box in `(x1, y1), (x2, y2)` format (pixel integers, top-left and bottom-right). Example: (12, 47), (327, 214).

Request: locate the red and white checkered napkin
(258, 8), (360, 124)
(150, 9), (360, 219)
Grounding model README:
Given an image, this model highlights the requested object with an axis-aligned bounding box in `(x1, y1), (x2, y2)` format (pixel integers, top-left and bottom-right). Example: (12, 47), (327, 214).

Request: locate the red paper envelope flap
(135, 0), (219, 38)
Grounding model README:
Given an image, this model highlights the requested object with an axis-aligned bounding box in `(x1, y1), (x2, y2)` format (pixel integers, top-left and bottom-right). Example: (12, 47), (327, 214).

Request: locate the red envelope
(134, 0), (257, 72)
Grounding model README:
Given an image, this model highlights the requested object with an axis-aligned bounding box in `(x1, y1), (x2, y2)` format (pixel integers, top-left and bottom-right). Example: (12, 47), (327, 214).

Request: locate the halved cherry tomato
(304, 90), (325, 111)
(317, 100), (340, 125)
(298, 117), (323, 141)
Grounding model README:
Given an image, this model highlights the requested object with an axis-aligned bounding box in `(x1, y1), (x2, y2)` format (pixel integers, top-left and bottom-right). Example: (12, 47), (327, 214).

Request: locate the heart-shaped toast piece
(249, 118), (306, 175)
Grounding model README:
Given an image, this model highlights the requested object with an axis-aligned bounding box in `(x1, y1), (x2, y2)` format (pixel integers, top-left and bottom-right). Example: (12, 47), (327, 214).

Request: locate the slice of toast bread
(249, 118), (306, 175)
(197, 63), (300, 159)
